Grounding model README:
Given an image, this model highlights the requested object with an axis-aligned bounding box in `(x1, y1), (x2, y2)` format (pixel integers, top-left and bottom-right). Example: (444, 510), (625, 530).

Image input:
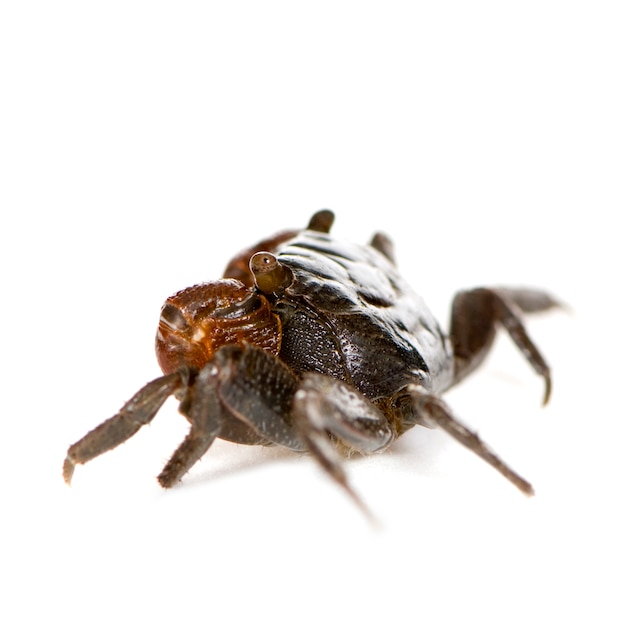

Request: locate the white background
(2, 2), (624, 624)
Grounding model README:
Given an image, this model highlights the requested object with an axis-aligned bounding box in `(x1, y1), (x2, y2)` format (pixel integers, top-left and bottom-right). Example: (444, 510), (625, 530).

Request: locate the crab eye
(159, 303), (189, 331)
(250, 252), (293, 295)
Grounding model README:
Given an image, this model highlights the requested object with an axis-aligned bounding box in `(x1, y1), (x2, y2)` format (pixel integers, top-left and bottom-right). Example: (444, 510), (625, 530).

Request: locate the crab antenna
(250, 251), (294, 295)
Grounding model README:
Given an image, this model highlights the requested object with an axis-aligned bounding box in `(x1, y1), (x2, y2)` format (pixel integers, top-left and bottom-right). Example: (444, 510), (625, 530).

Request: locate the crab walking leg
(297, 422), (375, 520)
(493, 287), (562, 314)
(406, 384), (534, 495)
(450, 287), (556, 405)
(212, 344), (308, 451)
(293, 373), (395, 514)
(63, 372), (184, 484)
(162, 344), (313, 485)
(158, 366), (224, 488)
(294, 373), (395, 452)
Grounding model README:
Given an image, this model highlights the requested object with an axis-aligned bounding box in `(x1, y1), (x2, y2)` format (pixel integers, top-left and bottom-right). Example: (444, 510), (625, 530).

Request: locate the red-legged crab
(64, 210), (557, 507)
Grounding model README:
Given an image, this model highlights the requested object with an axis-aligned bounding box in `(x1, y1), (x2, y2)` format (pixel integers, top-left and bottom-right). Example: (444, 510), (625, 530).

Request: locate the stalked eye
(159, 303), (189, 331)
(250, 252), (294, 295)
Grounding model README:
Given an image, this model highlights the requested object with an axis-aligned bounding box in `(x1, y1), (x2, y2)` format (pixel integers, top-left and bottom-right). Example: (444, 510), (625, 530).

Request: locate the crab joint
(250, 251), (294, 295)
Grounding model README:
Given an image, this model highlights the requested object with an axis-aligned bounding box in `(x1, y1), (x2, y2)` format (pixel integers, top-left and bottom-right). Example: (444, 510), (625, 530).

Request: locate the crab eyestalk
(250, 252), (294, 296)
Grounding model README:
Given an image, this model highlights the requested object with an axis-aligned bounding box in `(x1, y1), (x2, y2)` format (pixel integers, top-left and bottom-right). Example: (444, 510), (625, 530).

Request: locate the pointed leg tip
(157, 468), (179, 489)
(341, 481), (380, 527)
(156, 474), (170, 488)
(62, 457), (75, 485)
(542, 377), (552, 406)
(509, 471), (534, 496)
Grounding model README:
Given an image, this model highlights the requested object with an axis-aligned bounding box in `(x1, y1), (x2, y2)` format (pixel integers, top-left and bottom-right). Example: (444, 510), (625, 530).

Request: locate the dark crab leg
(157, 366), (224, 488)
(296, 424), (375, 521)
(208, 347), (394, 515)
(161, 344), (308, 486)
(450, 287), (558, 405)
(406, 384), (534, 495)
(293, 373), (395, 517)
(205, 347), (391, 517)
(211, 344), (307, 452)
(63, 372), (184, 484)
(293, 373), (394, 453)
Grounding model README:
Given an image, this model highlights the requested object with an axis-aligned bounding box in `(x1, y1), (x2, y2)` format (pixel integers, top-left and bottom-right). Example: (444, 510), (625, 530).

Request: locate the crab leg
(63, 372), (184, 485)
(210, 344), (307, 451)
(293, 372), (395, 517)
(157, 366), (224, 487)
(450, 287), (557, 405)
(293, 373), (394, 453)
(406, 384), (534, 495)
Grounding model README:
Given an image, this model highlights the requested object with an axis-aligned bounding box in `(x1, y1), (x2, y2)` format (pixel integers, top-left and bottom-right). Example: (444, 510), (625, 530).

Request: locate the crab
(63, 210), (557, 508)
